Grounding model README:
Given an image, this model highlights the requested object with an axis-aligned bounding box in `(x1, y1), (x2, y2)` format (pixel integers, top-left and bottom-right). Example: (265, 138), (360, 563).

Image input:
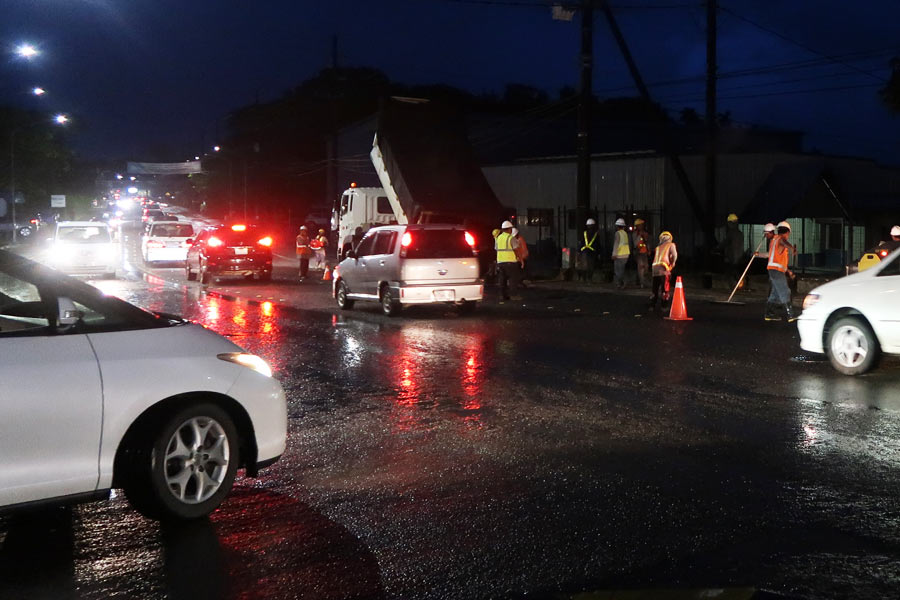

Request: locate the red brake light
(401, 232), (412, 247)
(257, 236), (273, 247)
(464, 231), (475, 247)
(880, 250), (889, 257)
(231, 224), (247, 232)
(30, 219), (38, 225)
(207, 236), (224, 247)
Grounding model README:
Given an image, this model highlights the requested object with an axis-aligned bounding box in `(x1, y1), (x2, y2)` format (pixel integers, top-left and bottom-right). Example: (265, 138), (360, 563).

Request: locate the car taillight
(257, 236), (273, 247)
(880, 250), (889, 257)
(231, 224), (247, 232)
(30, 219), (38, 225)
(207, 236), (224, 247)
(464, 231), (475, 247)
(146, 240), (165, 248)
(401, 232), (412, 247)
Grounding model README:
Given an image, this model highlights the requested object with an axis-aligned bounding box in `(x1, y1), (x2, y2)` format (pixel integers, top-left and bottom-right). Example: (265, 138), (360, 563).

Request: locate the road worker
(495, 220), (521, 301)
(632, 218), (650, 288)
(649, 231), (677, 312)
(296, 225), (312, 281)
(578, 218), (599, 282)
(765, 221), (799, 322)
(720, 213), (745, 289)
(611, 217), (630, 289)
(512, 227), (529, 284)
(311, 228), (328, 271)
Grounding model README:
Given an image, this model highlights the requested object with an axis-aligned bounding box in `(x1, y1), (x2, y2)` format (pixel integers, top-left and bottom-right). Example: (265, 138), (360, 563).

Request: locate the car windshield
(151, 223), (193, 237)
(403, 229), (474, 259)
(57, 226), (111, 244)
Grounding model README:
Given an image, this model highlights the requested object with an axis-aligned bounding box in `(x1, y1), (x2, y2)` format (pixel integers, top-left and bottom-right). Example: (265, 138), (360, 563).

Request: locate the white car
(47, 221), (119, 278)
(142, 220), (195, 265)
(798, 247), (900, 375)
(333, 224), (482, 316)
(0, 249), (287, 519)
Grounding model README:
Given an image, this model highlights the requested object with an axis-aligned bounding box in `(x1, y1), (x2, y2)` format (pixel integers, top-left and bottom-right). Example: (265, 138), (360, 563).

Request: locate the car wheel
(336, 280), (354, 310)
(826, 316), (880, 375)
(381, 286), (401, 317)
(185, 262), (197, 281)
(17, 226), (32, 238)
(122, 403), (240, 520)
(200, 265), (211, 286)
(457, 300), (478, 314)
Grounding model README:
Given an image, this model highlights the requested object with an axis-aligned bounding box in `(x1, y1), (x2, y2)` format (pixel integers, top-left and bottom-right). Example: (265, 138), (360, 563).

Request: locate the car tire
(457, 300), (478, 314)
(381, 286), (401, 317)
(336, 280), (354, 310)
(200, 265), (211, 286)
(121, 403), (240, 521)
(185, 262), (197, 281)
(17, 226), (32, 239)
(826, 316), (880, 375)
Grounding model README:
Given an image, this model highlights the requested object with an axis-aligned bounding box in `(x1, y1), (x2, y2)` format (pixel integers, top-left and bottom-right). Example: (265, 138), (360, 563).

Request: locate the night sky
(3, 0), (899, 164)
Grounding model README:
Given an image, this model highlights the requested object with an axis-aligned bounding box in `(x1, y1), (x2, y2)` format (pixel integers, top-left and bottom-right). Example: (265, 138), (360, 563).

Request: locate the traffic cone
(322, 266), (332, 281)
(664, 276), (692, 321)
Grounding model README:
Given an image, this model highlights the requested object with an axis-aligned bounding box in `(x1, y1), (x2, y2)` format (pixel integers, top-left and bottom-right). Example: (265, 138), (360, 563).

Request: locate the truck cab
(332, 184), (397, 260)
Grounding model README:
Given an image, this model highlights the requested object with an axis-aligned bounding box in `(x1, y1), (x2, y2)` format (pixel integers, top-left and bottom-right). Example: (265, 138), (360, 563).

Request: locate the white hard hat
(511, 228), (519, 236)
(763, 223), (776, 232)
(501, 220), (513, 229)
(615, 218), (626, 227)
(777, 221), (791, 231)
(891, 225), (900, 237)
(300, 225), (307, 230)
(586, 218), (596, 226)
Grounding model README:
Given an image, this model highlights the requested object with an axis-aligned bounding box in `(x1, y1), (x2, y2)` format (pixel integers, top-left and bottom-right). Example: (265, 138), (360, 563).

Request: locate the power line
(718, 3), (888, 83)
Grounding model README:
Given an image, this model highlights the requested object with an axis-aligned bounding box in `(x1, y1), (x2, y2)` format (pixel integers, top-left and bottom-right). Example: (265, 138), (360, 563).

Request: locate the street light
(213, 145), (221, 152)
(32, 87), (45, 96)
(15, 43), (39, 59)
(9, 114), (69, 244)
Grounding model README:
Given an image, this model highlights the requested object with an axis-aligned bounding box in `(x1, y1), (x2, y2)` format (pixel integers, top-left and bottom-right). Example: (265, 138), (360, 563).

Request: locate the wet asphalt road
(2, 230), (900, 599)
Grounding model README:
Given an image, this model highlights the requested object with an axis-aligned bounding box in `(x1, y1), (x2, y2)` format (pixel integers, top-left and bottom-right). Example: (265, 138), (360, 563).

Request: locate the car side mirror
(57, 297), (84, 326)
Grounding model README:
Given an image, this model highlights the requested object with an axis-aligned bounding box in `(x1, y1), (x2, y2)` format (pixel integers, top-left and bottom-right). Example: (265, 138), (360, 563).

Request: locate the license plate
(434, 290), (455, 301)
(234, 247), (249, 255)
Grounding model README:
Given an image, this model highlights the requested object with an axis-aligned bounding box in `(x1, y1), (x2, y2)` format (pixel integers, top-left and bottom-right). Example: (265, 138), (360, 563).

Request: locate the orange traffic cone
(322, 266), (332, 281)
(664, 276), (692, 321)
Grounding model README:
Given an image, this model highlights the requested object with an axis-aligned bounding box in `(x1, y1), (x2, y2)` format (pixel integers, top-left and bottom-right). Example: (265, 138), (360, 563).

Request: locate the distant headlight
(802, 293), (820, 311)
(217, 352), (273, 378)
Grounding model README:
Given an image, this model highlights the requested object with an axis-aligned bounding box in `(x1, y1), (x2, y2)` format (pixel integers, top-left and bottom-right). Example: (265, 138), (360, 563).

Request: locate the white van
(47, 221), (118, 278)
(332, 224), (482, 316)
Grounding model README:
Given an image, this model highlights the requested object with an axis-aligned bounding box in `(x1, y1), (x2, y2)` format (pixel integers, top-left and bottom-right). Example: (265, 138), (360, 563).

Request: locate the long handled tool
(714, 237), (765, 305)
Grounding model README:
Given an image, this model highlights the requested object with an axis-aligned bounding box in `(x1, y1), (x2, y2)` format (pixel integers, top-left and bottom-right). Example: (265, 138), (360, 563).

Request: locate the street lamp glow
(213, 145), (221, 152)
(16, 44), (39, 59)
(32, 87), (46, 96)
(115, 174), (123, 180)
(194, 156), (200, 160)
(54, 114), (69, 124)
(129, 176), (136, 181)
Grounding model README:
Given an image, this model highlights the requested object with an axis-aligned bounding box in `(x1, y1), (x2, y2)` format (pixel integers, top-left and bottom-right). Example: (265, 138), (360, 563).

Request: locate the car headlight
(217, 352), (273, 378)
(802, 293), (820, 311)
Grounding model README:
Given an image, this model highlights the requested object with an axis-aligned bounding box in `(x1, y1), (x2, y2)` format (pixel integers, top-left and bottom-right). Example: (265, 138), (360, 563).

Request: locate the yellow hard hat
(727, 213), (739, 223)
(634, 218), (645, 226)
(659, 230), (672, 242)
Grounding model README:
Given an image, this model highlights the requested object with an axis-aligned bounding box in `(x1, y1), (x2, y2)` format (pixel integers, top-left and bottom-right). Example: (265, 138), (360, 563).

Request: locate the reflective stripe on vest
(615, 229), (630, 257)
(652, 242), (674, 271)
(496, 232), (516, 263)
(767, 235), (789, 272)
(581, 231), (597, 251)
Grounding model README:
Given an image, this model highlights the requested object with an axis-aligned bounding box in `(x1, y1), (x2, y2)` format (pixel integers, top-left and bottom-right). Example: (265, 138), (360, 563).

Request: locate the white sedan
(0, 249), (286, 519)
(798, 247), (900, 375)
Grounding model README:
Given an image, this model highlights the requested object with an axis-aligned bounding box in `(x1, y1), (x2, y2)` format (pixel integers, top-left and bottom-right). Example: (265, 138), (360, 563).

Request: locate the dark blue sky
(3, 0), (899, 163)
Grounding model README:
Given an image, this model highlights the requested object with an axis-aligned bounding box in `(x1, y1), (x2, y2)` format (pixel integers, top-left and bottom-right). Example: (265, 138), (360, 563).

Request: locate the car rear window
(403, 229), (474, 259)
(57, 226), (111, 244)
(151, 223), (194, 237)
(216, 229), (267, 247)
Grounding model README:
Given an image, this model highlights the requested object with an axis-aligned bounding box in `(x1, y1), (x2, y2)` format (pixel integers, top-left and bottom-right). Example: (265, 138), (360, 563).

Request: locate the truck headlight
(802, 293), (820, 311)
(217, 352), (273, 378)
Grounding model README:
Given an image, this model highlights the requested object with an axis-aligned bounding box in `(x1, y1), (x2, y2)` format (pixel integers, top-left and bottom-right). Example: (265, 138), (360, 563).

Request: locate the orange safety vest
(652, 242), (675, 271)
(767, 235), (789, 272)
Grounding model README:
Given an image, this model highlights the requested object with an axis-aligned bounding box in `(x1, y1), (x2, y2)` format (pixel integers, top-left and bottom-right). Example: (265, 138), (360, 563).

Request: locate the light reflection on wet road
(3, 270), (900, 599)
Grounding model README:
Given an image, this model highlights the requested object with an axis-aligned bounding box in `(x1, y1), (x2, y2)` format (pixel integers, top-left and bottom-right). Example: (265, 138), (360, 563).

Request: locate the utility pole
(327, 33), (340, 212)
(575, 0), (593, 250)
(705, 0), (718, 265)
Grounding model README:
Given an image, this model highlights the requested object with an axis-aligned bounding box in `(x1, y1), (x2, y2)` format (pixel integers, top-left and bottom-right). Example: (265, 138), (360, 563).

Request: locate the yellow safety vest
(652, 242), (675, 271)
(581, 231), (597, 251)
(495, 232), (517, 263)
(614, 229), (631, 257)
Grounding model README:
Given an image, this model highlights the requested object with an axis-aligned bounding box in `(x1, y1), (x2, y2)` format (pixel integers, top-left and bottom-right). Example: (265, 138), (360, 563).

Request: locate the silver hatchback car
(333, 224), (483, 316)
